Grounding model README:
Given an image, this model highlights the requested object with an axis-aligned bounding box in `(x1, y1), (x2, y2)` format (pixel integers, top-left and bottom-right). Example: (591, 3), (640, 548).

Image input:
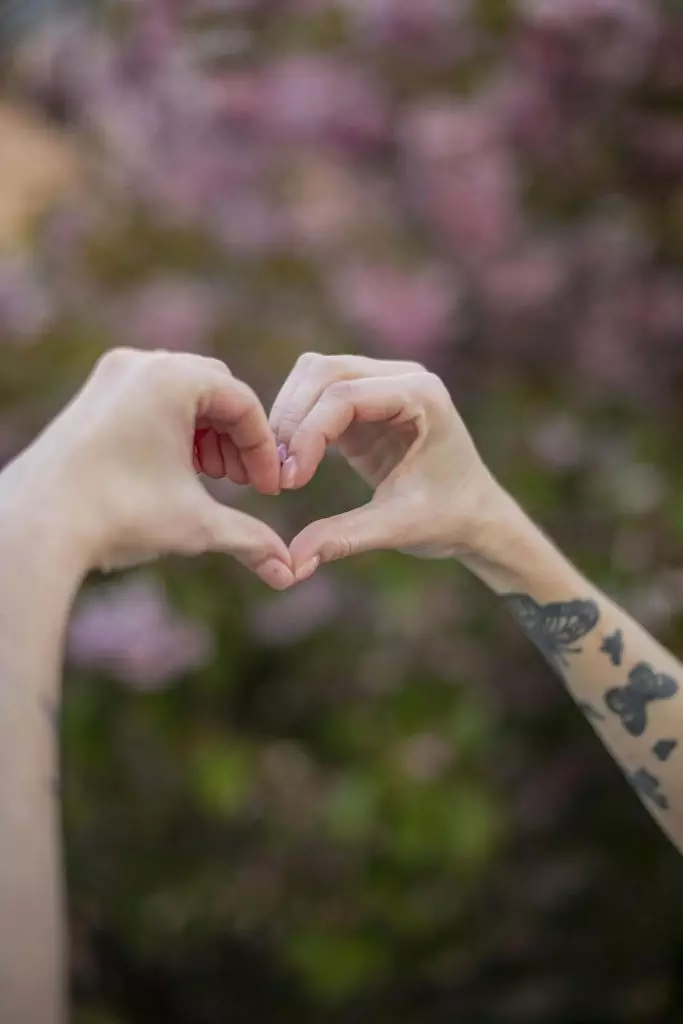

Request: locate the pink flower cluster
(68, 575), (215, 689)
(8, 0), (679, 393)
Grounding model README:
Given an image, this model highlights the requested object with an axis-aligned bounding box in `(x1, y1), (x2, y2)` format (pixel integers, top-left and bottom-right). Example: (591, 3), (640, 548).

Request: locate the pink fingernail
(277, 443), (289, 465)
(281, 456), (298, 489)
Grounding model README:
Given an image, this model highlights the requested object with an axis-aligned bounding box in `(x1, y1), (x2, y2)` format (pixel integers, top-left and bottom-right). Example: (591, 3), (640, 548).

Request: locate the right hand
(269, 354), (501, 580)
(6, 348), (295, 589)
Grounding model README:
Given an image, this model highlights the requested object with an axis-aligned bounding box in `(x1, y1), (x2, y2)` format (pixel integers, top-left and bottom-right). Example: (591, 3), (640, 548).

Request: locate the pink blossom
(401, 101), (521, 260)
(117, 277), (220, 353)
(68, 575), (215, 690)
(520, 0), (657, 87)
(341, 0), (472, 61)
(212, 70), (263, 123)
(0, 259), (53, 343)
(401, 101), (501, 164)
(332, 263), (461, 356)
(258, 56), (391, 150)
(481, 244), (569, 323)
(530, 415), (586, 472)
(284, 157), (393, 252)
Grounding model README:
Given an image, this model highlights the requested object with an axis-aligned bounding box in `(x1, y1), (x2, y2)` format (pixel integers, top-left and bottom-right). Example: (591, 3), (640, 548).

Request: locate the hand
(269, 354), (500, 580)
(6, 348), (294, 588)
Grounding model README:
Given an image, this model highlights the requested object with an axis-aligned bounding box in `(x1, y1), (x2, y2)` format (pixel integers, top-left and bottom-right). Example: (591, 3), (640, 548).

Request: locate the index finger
(197, 370), (280, 496)
(284, 375), (427, 489)
(269, 354), (423, 445)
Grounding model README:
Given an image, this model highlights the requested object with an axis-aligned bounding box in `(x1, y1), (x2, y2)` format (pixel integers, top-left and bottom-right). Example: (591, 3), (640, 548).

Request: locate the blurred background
(3, 1), (683, 1021)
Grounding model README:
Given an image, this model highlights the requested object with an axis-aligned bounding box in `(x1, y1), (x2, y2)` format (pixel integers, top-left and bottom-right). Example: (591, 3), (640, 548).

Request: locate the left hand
(4, 348), (294, 589)
(270, 353), (500, 581)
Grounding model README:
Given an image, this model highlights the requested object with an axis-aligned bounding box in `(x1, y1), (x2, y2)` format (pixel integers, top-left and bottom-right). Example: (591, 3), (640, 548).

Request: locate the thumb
(196, 496), (295, 590)
(289, 502), (399, 581)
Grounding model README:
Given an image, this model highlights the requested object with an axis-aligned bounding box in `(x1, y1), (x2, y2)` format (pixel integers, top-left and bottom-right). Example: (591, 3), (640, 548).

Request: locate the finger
(195, 419), (248, 485)
(283, 375), (429, 490)
(269, 353), (422, 446)
(196, 369), (280, 495)
(197, 427), (225, 478)
(197, 495), (295, 590)
(218, 435), (249, 486)
(289, 503), (402, 580)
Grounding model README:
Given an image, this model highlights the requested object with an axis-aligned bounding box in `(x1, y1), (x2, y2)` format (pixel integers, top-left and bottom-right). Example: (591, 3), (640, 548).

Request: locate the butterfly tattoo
(600, 629), (623, 667)
(653, 739), (678, 762)
(503, 594), (600, 670)
(605, 662), (679, 737)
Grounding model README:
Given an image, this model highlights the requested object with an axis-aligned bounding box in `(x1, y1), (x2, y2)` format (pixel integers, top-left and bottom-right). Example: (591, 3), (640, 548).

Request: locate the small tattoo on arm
(605, 663), (678, 736)
(630, 767), (669, 810)
(503, 594), (600, 670)
(600, 629), (623, 667)
(652, 739), (678, 762)
(578, 701), (605, 722)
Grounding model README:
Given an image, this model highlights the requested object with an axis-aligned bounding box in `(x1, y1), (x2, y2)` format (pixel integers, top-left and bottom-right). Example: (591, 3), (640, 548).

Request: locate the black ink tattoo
(503, 594), (600, 670)
(578, 701), (605, 722)
(600, 629), (623, 667)
(630, 767), (669, 810)
(653, 739), (678, 762)
(605, 663), (678, 737)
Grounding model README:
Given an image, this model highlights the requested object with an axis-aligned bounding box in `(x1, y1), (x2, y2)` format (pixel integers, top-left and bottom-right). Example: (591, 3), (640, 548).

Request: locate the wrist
(456, 480), (584, 596)
(0, 450), (97, 582)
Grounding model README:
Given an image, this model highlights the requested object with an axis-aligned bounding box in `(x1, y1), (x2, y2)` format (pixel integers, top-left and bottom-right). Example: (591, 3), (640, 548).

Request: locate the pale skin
(0, 348), (681, 1021)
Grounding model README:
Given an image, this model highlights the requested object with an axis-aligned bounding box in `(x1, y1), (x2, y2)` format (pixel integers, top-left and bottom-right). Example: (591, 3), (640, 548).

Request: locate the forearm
(0, 475), (86, 1024)
(462, 485), (683, 848)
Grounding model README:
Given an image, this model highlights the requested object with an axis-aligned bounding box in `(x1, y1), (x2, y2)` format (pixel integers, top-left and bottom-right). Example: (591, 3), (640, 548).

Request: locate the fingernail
(296, 555), (320, 582)
(281, 456), (298, 489)
(277, 443), (289, 466)
(260, 559), (295, 590)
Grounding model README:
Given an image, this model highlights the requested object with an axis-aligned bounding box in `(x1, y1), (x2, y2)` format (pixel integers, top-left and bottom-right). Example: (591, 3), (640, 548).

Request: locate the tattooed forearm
(468, 498), (683, 845)
(604, 664), (678, 736)
(503, 594), (600, 670)
(600, 629), (623, 666)
(503, 593), (680, 815)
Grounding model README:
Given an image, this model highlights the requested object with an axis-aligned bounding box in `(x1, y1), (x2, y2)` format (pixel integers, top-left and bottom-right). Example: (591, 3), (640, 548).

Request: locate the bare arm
(0, 348), (294, 1023)
(270, 352), (683, 853)
(0, 483), (86, 1023)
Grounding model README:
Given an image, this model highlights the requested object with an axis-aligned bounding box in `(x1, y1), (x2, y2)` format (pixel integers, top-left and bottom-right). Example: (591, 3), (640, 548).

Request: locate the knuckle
(322, 535), (352, 563)
(148, 351), (182, 389)
(421, 371), (451, 405)
(95, 346), (140, 376)
(399, 360), (428, 376)
(296, 351), (323, 371)
(277, 412), (301, 439)
(325, 380), (353, 402)
(204, 356), (232, 377)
